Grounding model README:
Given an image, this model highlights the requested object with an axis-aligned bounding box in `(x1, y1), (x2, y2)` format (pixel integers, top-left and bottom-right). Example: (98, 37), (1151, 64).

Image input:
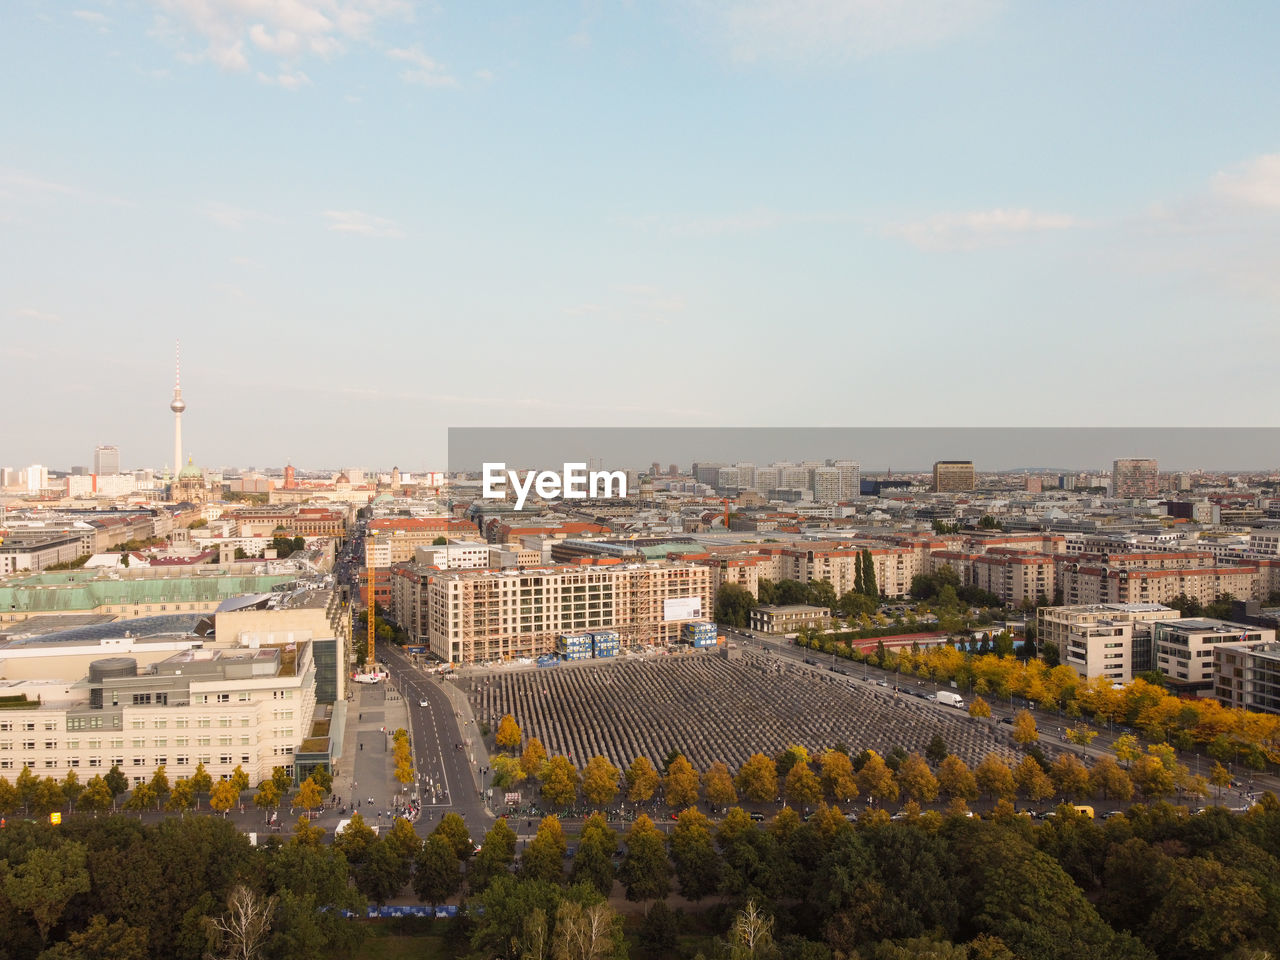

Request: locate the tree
(619, 815), (671, 902)
(581, 755), (621, 808)
(1049, 754), (1091, 801)
(495, 714), (523, 753)
(37, 913), (149, 960)
(1129, 754), (1175, 799)
(294, 777), (324, 815)
(271, 766), (292, 795)
(104, 764), (129, 803)
(856, 751), (899, 806)
(123, 782), (157, 813)
(470, 818), (518, 893)
(254, 781), (281, 813)
(210, 779), (239, 815)
(79, 775), (113, 814)
(669, 808), (721, 901)
(433, 812), (474, 862)
(625, 756), (660, 804)
(521, 815), (568, 885)
(385, 815), (422, 864)
(728, 899), (776, 960)
(969, 696), (992, 719)
(414, 834), (462, 905)
(1013, 755), (1054, 803)
(663, 754), (700, 810)
(895, 753), (940, 804)
(1087, 756), (1133, 803)
(861, 549), (878, 598)
(333, 812), (378, 867)
(521, 737), (549, 780)
(165, 778), (195, 814)
(735, 753), (779, 804)
(925, 735), (948, 766)
(785, 761), (824, 809)
(936, 756), (978, 802)
(1011, 710), (1038, 747)
(819, 750), (859, 805)
(491, 755), (525, 790)
(355, 838), (410, 905)
(974, 755), (1016, 802)
(60, 770), (83, 811)
(1210, 761), (1233, 803)
(572, 812), (618, 898)
(639, 901), (679, 956)
(541, 756), (581, 809)
(190, 762), (214, 807)
(703, 761), (739, 809)
(1113, 733), (1141, 768)
(550, 899), (627, 960)
(206, 884), (275, 960)
(715, 582), (758, 628)
(2, 841), (91, 945)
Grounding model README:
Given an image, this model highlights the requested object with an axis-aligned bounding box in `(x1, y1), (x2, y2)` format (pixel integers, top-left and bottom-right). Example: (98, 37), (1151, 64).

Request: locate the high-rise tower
(170, 341), (185, 477)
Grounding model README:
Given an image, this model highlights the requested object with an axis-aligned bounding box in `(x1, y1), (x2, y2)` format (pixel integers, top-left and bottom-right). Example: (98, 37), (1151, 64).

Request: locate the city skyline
(4, 3), (1280, 467)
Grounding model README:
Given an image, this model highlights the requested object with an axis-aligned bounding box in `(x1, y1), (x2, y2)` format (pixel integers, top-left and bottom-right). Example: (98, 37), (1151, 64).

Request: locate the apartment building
(1154, 618), (1274, 696)
(367, 517), (482, 562)
(1112, 458), (1159, 498)
(1037, 603), (1174, 683)
(423, 561), (712, 664)
(749, 604), (833, 635)
(0, 641), (317, 786)
(1058, 560), (1260, 606)
(1215, 641), (1280, 715)
(933, 461), (975, 493)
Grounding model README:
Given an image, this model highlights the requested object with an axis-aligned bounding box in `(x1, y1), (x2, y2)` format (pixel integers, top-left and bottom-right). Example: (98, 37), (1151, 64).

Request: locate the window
(156, 756), (166, 765)
(0, 742), (10, 751)
(238, 692), (251, 702)
(89, 758), (102, 768)
(22, 741), (35, 750)
(44, 740), (57, 750)
(0, 723), (10, 732)
(43, 721), (56, 731)
(154, 719), (167, 729)
(131, 738), (145, 748)
(175, 719), (188, 729)
(217, 694), (230, 704)
(67, 739), (79, 750)
(22, 723), (35, 732)
(69, 758), (79, 767)
(219, 755), (232, 765)
(154, 738), (167, 747)
(240, 736), (250, 746)
(87, 738), (101, 749)
(176, 756), (189, 766)
(218, 737), (232, 747)
(44, 760), (57, 769)
(110, 738), (124, 749)
(219, 719), (232, 728)
(197, 737), (211, 747)
(133, 757), (145, 766)
(0, 760), (11, 769)
(111, 758), (123, 767)
(198, 719), (212, 728)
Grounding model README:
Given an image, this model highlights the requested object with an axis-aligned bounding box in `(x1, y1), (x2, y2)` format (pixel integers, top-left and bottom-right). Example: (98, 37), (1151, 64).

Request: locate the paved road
(381, 644), (494, 837)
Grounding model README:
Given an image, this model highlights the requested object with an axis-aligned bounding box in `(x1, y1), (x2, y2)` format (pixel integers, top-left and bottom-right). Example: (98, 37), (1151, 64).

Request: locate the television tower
(170, 341), (186, 477)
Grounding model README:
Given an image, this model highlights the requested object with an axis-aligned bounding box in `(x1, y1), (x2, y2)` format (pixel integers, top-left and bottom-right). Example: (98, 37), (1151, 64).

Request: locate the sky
(3, 0), (1280, 473)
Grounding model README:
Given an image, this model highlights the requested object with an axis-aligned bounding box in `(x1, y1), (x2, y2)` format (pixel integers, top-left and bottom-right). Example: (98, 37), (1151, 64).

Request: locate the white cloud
(72, 9), (109, 25)
(888, 208), (1079, 251)
(198, 201), (277, 228)
(14, 307), (63, 325)
(0, 168), (128, 209)
(323, 209), (403, 237)
(619, 208), (857, 237)
(1212, 154), (1280, 211)
(691, 0), (1002, 63)
(387, 46), (458, 88)
(474, 68), (495, 82)
(147, 0), (409, 73)
(257, 69), (312, 88)
(564, 284), (688, 326)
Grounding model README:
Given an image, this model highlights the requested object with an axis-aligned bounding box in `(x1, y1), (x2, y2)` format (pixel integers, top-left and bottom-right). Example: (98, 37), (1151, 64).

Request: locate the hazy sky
(4, 1), (1280, 472)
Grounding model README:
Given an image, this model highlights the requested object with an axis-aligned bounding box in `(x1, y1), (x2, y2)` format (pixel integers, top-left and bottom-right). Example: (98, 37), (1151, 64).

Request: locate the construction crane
(366, 529), (376, 668)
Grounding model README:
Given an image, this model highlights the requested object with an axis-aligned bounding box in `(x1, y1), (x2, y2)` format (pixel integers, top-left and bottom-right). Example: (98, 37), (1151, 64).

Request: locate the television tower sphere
(170, 394), (186, 413)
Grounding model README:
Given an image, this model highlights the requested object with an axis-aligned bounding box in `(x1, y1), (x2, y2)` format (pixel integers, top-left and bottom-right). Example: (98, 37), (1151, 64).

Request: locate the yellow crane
(366, 530), (376, 668)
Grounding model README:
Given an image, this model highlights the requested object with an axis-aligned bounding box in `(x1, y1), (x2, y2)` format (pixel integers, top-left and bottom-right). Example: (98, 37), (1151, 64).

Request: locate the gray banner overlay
(448, 428), (1280, 474)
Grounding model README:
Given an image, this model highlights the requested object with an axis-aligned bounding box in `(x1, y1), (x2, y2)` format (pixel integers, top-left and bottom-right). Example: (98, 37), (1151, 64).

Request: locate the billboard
(663, 596), (702, 621)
